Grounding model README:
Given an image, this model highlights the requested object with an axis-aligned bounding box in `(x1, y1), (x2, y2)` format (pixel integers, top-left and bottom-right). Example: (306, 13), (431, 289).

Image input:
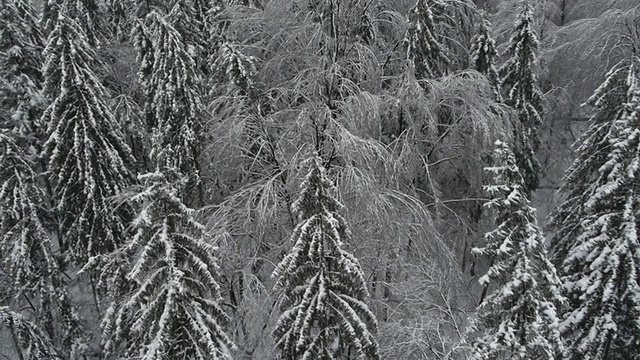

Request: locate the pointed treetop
(558, 56), (640, 360)
(272, 156), (379, 359)
(472, 140), (564, 360)
(470, 17), (502, 101)
(405, 0), (450, 79)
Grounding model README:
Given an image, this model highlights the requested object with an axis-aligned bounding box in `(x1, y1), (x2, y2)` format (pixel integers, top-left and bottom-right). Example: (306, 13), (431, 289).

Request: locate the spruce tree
(98, 168), (235, 359)
(404, 0), (450, 79)
(272, 157), (379, 360)
(558, 58), (640, 360)
(548, 59), (629, 265)
(499, 4), (544, 194)
(41, 12), (135, 263)
(106, 0), (133, 42)
(172, 0), (216, 74)
(134, 10), (204, 204)
(0, 306), (61, 360)
(42, 0), (102, 45)
(472, 141), (564, 360)
(470, 17), (502, 102)
(0, 0), (46, 138)
(97, 51), (235, 359)
(0, 132), (87, 356)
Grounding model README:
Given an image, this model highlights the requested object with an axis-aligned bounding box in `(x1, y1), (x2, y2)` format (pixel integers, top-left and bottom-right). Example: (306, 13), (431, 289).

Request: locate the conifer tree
(42, 0), (102, 45)
(172, 0), (216, 74)
(134, 10), (204, 204)
(405, 0), (450, 79)
(558, 59), (640, 360)
(0, 0), (46, 138)
(0, 306), (61, 360)
(97, 43), (235, 358)
(106, 0), (133, 42)
(98, 168), (235, 359)
(213, 42), (257, 97)
(41, 13), (135, 263)
(470, 17), (502, 102)
(472, 141), (564, 360)
(499, 4), (544, 194)
(548, 59), (630, 265)
(272, 157), (380, 360)
(0, 132), (87, 356)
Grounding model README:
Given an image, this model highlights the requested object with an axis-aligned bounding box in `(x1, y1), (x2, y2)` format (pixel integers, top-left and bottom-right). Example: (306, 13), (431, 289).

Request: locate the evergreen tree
(41, 13), (135, 263)
(213, 41), (257, 97)
(172, 0), (216, 74)
(98, 168), (235, 359)
(272, 157), (379, 360)
(106, 0), (133, 42)
(549, 59), (630, 265)
(0, 0), (46, 138)
(470, 17), (501, 102)
(42, 0), (102, 45)
(559, 58), (640, 360)
(97, 65), (234, 360)
(499, 4), (544, 194)
(0, 132), (87, 356)
(472, 141), (564, 360)
(0, 306), (61, 360)
(404, 0), (450, 79)
(134, 10), (204, 205)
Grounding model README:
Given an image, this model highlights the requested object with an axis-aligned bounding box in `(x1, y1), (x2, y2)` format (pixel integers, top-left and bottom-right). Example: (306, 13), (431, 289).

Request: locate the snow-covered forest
(1, 0), (639, 358)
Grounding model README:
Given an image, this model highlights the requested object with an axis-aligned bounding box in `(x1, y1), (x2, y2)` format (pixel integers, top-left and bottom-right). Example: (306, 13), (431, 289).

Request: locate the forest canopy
(0, 0), (639, 359)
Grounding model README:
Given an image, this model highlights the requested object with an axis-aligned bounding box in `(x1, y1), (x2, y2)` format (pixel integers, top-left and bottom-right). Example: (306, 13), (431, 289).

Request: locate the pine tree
(559, 58), (640, 360)
(548, 59), (630, 265)
(404, 0), (450, 79)
(499, 4), (544, 194)
(41, 13), (135, 263)
(470, 17), (501, 102)
(472, 141), (564, 360)
(272, 157), (380, 360)
(0, 0), (46, 139)
(0, 131), (87, 356)
(134, 10), (204, 205)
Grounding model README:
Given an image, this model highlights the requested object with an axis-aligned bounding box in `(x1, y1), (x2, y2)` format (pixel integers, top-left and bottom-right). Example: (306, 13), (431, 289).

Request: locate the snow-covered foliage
(470, 17), (501, 102)
(7, 0), (638, 358)
(171, 0), (217, 74)
(471, 140), (564, 360)
(41, 12), (135, 263)
(42, 0), (102, 45)
(0, 132), (87, 356)
(404, 0), (450, 79)
(558, 58), (640, 360)
(0, 0), (46, 139)
(98, 167), (235, 360)
(95, 29), (235, 355)
(499, 4), (544, 194)
(0, 306), (61, 360)
(213, 41), (257, 97)
(549, 59), (630, 265)
(135, 10), (204, 204)
(272, 157), (379, 359)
